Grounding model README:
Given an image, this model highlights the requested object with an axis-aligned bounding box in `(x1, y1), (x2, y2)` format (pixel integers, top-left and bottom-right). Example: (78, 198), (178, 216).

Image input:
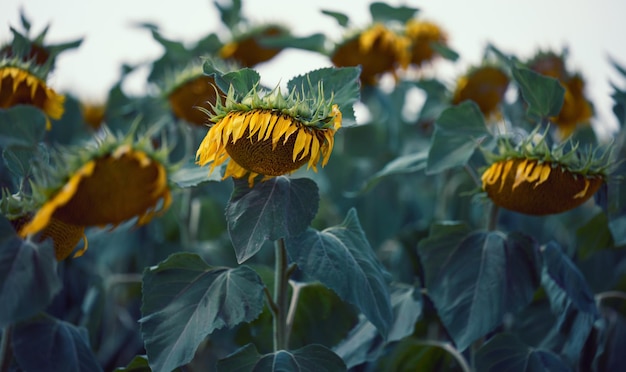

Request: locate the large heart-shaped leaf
(540, 242), (599, 361)
(226, 176), (319, 263)
(0, 227), (61, 328)
(216, 343), (346, 372)
(512, 66), (565, 119)
(286, 208), (392, 337)
(140, 253), (265, 372)
(426, 101), (489, 174)
(12, 314), (103, 372)
(418, 227), (541, 351)
(475, 333), (570, 372)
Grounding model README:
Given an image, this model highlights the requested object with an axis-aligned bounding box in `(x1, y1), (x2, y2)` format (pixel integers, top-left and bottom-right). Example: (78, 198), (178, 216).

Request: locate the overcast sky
(2, 0), (625, 136)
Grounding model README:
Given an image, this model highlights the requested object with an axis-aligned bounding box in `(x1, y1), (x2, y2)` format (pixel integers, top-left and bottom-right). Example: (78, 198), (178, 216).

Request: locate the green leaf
(512, 66), (565, 119)
(0, 235), (61, 328)
(576, 211), (614, 259)
(286, 66), (361, 127)
(351, 150), (428, 195)
(413, 79), (450, 125)
(376, 339), (469, 372)
(289, 282), (359, 349)
(369, 2), (419, 23)
(540, 242), (598, 361)
(257, 34), (327, 53)
(591, 310), (626, 371)
(113, 355), (152, 372)
(320, 10), (350, 27)
(226, 177), (319, 263)
(214, 0), (242, 29)
(333, 285), (423, 368)
(12, 314), (103, 372)
(426, 101), (489, 174)
(140, 253), (265, 372)
(430, 42), (459, 62)
(286, 208), (393, 337)
(475, 333), (571, 372)
(216, 343), (346, 372)
(418, 230), (541, 351)
(0, 106), (47, 148)
(170, 160), (223, 187)
(203, 59), (261, 98)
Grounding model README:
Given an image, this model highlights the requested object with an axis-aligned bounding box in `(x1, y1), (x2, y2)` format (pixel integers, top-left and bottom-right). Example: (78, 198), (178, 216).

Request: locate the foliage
(1, 2), (626, 372)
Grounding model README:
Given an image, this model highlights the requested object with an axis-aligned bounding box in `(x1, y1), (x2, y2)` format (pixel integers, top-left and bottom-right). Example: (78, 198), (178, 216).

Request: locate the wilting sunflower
(481, 128), (612, 215)
(161, 63), (226, 126)
(331, 23), (410, 85)
(527, 51), (593, 139)
(0, 59), (65, 129)
(404, 19), (447, 67)
(18, 131), (173, 259)
(452, 65), (510, 118)
(196, 84), (342, 187)
(219, 25), (287, 67)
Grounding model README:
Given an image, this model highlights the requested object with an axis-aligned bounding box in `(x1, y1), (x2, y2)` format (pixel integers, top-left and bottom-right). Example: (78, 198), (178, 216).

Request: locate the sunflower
(331, 23), (410, 85)
(452, 65), (510, 118)
(219, 25), (287, 67)
(0, 60), (65, 129)
(18, 132), (173, 259)
(162, 63), (226, 126)
(404, 19), (447, 67)
(80, 101), (106, 130)
(196, 84), (342, 187)
(527, 51), (593, 139)
(480, 128), (612, 215)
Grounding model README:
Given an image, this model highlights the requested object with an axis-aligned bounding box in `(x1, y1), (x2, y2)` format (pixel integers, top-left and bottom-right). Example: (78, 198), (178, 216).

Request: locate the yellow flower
(196, 86), (343, 187)
(404, 19), (447, 67)
(167, 75), (225, 126)
(452, 65), (510, 118)
(11, 214), (86, 261)
(331, 23), (410, 85)
(219, 25), (286, 67)
(527, 51), (593, 139)
(19, 142), (172, 258)
(80, 101), (106, 130)
(0, 64), (65, 129)
(481, 158), (603, 215)
(480, 129), (611, 215)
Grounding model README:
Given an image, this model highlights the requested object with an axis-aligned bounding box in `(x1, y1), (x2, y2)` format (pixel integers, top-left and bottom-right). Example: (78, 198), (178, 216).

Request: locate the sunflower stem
(487, 203), (500, 231)
(0, 325), (12, 372)
(273, 238), (290, 351)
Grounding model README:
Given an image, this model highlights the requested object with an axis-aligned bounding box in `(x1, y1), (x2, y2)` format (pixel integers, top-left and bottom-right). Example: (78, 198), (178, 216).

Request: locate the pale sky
(2, 0), (626, 136)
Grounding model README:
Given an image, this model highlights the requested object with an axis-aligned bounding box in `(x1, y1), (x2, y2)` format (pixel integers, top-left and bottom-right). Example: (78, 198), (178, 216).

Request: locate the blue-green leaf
(418, 229), (541, 351)
(369, 2), (419, 23)
(217, 343), (346, 372)
(475, 333), (571, 372)
(286, 66), (361, 127)
(320, 10), (350, 27)
(540, 242), (599, 361)
(0, 105), (47, 148)
(12, 314), (103, 372)
(426, 101), (489, 174)
(113, 355), (152, 372)
(257, 34), (327, 53)
(226, 177), (319, 263)
(0, 233), (61, 328)
(170, 160), (223, 187)
(376, 339), (469, 372)
(203, 59), (261, 98)
(333, 285), (422, 368)
(351, 150), (428, 195)
(286, 208), (392, 337)
(140, 253), (265, 372)
(512, 66), (565, 119)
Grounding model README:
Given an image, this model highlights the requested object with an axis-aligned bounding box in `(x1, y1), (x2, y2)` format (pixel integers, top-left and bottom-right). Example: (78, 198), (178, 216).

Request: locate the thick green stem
(0, 325), (12, 372)
(487, 203), (500, 231)
(273, 238), (290, 351)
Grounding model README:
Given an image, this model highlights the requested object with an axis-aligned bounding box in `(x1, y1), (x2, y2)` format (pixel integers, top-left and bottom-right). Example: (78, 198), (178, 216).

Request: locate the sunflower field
(2, 1), (626, 371)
